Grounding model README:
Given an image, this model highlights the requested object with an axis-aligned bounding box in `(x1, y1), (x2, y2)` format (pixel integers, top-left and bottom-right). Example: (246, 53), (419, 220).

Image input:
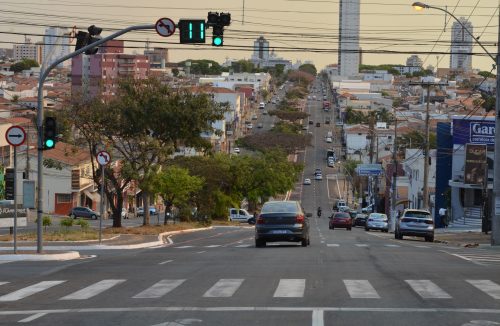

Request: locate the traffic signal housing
(206, 12), (231, 47)
(179, 19), (206, 44)
(75, 25), (102, 55)
(212, 25), (224, 46)
(43, 117), (57, 150)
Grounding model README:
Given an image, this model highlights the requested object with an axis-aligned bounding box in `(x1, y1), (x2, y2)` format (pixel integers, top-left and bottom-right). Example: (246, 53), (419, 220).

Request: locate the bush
(60, 217), (74, 231)
(35, 215), (53, 231)
(74, 218), (90, 230)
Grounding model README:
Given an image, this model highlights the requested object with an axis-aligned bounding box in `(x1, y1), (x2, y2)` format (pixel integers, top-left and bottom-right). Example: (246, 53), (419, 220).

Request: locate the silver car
(365, 213), (389, 232)
(395, 209), (434, 242)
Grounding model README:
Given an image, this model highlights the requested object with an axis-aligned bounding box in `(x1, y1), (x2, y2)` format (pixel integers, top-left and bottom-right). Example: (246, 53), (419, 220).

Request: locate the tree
(397, 130), (437, 150)
(269, 109), (309, 122)
(178, 59), (223, 75)
(232, 59), (256, 73)
(299, 63), (317, 76)
(478, 71), (495, 78)
(9, 58), (39, 73)
(172, 68), (180, 77)
(238, 131), (312, 154)
(153, 166), (204, 224)
(66, 77), (226, 227)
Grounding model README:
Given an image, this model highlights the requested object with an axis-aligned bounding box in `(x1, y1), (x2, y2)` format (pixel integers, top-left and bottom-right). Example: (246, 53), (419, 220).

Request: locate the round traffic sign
(96, 151), (111, 166)
(5, 125), (26, 147)
(155, 18), (176, 37)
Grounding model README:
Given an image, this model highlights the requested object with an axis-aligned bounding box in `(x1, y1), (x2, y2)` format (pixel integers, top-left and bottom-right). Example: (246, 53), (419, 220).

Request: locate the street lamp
(412, 2), (500, 246)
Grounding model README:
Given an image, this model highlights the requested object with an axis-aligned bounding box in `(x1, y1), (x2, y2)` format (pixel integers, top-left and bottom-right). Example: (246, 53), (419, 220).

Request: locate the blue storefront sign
(452, 117), (495, 146)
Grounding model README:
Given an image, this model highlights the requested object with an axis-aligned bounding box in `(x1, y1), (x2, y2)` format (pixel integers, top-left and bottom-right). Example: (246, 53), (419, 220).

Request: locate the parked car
(315, 173), (323, 180)
(316, 122), (321, 127)
(137, 206), (157, 217)
(257, 123), (263, 128)
(229, 208), (253, 222)
(309, 120), (314, 125)
(68, 206), (99, 220)
(329, 212), (352, 230)
(259, 102), (265, 109)
(395, 209), (434, 242)
(362, 204), (374, 213)
(353, 213), (368, 227)
(303, 178), (312, 185)
(234, 147), (241, 154)
(326, 137), (333, 143)
(255, 200), (311, 247)
(365, 213), (389, 232)
(252, 114), (258, 120)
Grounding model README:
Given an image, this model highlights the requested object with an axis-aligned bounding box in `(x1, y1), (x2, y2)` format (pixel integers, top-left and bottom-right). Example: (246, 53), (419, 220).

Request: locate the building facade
(144, 47), (169, 69)
(43, 27), (71, 68)
(406, 55), (423, 67)
(450, 17), (473, 71)
(338, 0), (360, 77)
(252, 36), (270, 62)
(13, 39), (38, 63)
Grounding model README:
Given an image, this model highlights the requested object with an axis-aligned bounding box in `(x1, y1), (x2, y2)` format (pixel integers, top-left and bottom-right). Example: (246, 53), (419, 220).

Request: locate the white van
(327, 131), (333, 138)
(229, 208), (253, 222)
(259, 102), (265, 109)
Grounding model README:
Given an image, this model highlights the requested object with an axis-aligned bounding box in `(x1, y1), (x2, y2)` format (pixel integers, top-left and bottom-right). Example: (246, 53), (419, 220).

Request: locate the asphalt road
(1, 80), (500, 326)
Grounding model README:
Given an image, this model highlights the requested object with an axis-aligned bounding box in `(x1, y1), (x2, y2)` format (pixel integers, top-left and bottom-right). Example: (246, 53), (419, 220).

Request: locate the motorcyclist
(317, 206), (322, 217)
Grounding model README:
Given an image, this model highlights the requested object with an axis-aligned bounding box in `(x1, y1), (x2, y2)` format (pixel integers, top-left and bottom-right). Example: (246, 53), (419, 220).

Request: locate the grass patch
(0, 230), (112, 242)
(212, 220), (248, 226)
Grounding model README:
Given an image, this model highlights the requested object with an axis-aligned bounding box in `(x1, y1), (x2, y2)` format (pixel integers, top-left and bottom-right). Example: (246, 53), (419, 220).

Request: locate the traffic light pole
(35, 24), (154, 253)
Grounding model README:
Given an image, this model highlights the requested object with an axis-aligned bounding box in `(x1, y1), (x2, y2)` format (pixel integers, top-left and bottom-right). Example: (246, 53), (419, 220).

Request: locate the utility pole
(409, 81), (447, 210)
(390, 113), (398, 232)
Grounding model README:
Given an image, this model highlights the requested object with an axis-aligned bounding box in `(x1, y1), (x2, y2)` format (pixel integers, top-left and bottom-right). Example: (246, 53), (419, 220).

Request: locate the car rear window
(405, 211), (431, 219)
(334, 213), (350, 218)
(261, 202), (298, 214)
(370, 213), (387, 220)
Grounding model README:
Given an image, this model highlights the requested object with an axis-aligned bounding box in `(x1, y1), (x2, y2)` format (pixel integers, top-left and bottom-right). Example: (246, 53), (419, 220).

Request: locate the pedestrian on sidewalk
(439, 207), (448, 228)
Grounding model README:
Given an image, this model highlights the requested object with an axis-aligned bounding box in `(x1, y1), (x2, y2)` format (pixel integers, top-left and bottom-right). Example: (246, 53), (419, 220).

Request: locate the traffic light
(206, 12), (231, 47)
(43, 117), (57, 150)
(75, 25), (102, 54)
(179, 19), (206, 44)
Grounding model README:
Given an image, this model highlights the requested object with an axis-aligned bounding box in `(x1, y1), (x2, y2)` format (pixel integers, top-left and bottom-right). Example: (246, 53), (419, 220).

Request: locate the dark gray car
(68, 206), (99, 220)
(255, 201), (311, 247)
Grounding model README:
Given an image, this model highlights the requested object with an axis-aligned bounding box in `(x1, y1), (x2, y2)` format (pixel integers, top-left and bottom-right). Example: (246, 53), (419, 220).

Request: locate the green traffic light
(45, 139), (55, 148)
(213, 36), (223, 46)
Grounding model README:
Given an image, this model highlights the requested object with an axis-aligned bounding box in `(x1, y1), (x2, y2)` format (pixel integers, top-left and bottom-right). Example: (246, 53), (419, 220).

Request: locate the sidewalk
(434, 224), (496, 248)
(0, 226), (213, 261)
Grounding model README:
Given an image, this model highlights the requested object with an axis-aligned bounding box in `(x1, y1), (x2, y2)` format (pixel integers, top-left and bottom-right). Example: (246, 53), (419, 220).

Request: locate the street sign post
(155, 18), (176, 37)
(356, 164), (383, 176)
(96, 151), (111, 244)
(5, 125), (26, 254)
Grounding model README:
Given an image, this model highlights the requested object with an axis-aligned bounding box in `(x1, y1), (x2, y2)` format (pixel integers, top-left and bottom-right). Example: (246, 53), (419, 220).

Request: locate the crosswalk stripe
(384, 244), (400, 248)
(175, 246), (194, 249)
(327, 244), (340, 247)
(235, 244), (251, 248)
(203, 279), (244, 297)
(467, 280), (500, 299)
(344, 280), (380, 299)
(133, 279), (185, 299)
(0, 282), (9, 286)
(204, 245), (221, 248)
(355, 244), (369, 247)
(415, 245), (430, 248)
(405, 280), (451, 299)
(273, 279), (306, 298)
(60, 279), (125, 300)
(0, 281), (65, 302)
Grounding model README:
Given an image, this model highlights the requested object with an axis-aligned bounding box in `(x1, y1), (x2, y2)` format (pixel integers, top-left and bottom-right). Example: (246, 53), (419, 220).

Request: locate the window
(56, 194), (71, 203)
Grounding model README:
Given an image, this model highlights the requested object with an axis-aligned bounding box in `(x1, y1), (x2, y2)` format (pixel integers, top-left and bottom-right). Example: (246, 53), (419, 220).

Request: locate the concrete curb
(0, 251), (80, 261)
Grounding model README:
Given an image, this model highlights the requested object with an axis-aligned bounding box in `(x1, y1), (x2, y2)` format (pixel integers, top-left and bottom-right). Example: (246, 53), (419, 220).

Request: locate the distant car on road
(257, 123), (263, 128)
(316, 122), (321, 127)
(255, 200), (311, 247)
(326, 137), (332, 143)
(262, 110), (268, 115)
(68, 206), (99, 220)
(137, 206), (157, 217)
(314, 173), (323, 180)
(365, 213), (389, 232)
(252, 114), (258, 120)
(395, 209), (434, 242)
(229, 208), (253, 222)
(362, 204), (374, 213)
(329, 212), (352, 230)
(353, 213), (368, 227)
(259, 102), (265, 109)
(309, 120), (314, 125)
(303, 178), (312, 185)
(234, 147), (241, 154)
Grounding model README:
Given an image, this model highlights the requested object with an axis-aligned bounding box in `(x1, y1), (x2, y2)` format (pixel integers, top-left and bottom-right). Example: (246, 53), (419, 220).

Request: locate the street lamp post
(412, 2), (500, 245)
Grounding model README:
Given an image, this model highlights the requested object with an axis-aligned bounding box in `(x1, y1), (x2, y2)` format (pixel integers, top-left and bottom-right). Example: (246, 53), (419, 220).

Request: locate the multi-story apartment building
(450, 17), (473, 71)
(71, 40), (149, 98)
(144, 47), (169, 69)
(42, 27), (71, 68)
(338, 0), (360, 77)
(406, 55), (423, 67)
(13, 39), (39, 63)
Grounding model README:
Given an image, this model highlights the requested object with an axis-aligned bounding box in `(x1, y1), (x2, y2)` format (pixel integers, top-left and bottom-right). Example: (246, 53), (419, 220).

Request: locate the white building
(450, 17), (473, 71)
(403, 148), (436, 214)
(338, 0), (360, 77)
(406, 55), (423, 67)
(343, 123), (394, 164)
(43, 27), (71, 68)
(13, 39), (41, 63)
(252, 36), (269, 62)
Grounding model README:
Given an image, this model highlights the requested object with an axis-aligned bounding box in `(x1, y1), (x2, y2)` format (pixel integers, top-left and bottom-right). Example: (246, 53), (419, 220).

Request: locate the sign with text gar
(356, 164), (383, 176)
(453, 117), (495, 146)
(0, 204), (28, 227)
(464, 143), (488, 185)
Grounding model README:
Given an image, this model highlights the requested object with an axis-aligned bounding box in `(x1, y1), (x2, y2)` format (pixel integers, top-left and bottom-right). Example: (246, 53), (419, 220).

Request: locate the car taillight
(296, 214), (305, 224)
(257, 216), (265, 224)
(425, 220), (434, 225)
(368, 219), (373, 222)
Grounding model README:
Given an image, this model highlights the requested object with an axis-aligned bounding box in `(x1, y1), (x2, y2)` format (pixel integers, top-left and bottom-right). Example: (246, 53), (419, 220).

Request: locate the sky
(1, 0), (498, 72)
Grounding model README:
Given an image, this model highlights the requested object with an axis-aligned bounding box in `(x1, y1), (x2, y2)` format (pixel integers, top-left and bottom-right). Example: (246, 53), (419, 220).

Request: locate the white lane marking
(203, 279), (244, 298)
(355, 244), (369, 247)
(0, 261), (13, 265)
(312, 309), (324, 326)
(344, 280), (380, 299)
(204, 245), (221, 248)
(18, 313), (47, 323)
(405, 280), (451, 299)
(467, 280), (500, 299)
(274, 279), (306, 298)
(133, 279), (185, 299)
(445, 252), (487, 266)
(0, 281), (66, 302)
(327, 244), (340, 247)
(235, 244), (251, 248)
(415, 245), (430, 248)
(196, 251), (206, 254)
(158, 260), (173, 265)
(60, 279), (126, 300)
(384, 244), (400, 248)
(175, 246), (194, 249)
(320, 241), (325, 244)
(0, 282), (9, 286)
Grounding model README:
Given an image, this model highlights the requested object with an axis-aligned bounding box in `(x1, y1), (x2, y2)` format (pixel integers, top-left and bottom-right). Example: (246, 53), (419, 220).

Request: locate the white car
(326, 137), (333, 143)
(315, 173), (323, 180)
(234, 147), (241, 154)
(303, 178), (312, 185)
(246, 124), (253, 129)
